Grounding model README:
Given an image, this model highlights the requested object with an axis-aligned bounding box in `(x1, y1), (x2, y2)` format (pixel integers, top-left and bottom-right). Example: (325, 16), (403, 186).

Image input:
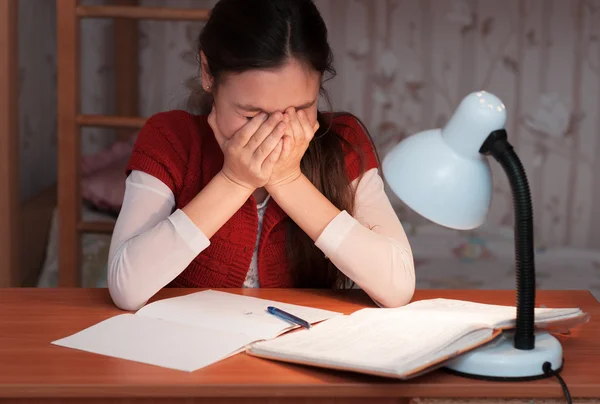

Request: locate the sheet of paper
(136, 290), (341, 340)
(249, 308), (484, 376)
(52, 314), (257, 372)
(395, 298), (583, 328)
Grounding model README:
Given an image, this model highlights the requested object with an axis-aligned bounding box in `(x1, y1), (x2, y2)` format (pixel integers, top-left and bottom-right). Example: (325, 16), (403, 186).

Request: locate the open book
(52, 290), (340, 371)
(247, 298), (589, 379)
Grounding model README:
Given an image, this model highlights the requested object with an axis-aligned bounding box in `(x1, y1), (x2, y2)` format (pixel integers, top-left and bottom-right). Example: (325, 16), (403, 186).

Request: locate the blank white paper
(51, 314), (258, 372)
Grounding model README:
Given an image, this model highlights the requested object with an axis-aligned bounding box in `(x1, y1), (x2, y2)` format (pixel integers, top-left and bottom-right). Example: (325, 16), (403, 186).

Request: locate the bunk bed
(0, 1), (211, 287)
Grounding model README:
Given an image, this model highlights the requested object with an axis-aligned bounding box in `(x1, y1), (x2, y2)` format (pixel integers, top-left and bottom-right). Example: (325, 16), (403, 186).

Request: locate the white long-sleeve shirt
(108, 168), (415, 311)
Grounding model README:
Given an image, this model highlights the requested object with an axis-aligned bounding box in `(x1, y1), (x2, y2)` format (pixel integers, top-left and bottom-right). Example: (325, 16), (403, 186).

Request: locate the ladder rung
(77, 114), (146, 129)
(78, 221), (115, 234)
(76, 6), (210, 21)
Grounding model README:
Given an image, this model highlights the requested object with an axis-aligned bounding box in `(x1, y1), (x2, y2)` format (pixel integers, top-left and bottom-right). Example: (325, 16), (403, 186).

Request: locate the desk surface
(0, 288), (598, 401)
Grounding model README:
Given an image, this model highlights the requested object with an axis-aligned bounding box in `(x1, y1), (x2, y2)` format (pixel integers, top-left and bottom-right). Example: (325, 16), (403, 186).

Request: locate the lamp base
(443, 330), (563, 381)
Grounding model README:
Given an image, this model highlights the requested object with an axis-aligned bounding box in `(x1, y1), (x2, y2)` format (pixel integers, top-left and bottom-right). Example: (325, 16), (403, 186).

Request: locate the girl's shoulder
(138, 110), (210, 145)
(127, 110), (213, 194)
(132, 110), (216, 159)
(330, 112), (372, 143)
(325, 112), (379, 178)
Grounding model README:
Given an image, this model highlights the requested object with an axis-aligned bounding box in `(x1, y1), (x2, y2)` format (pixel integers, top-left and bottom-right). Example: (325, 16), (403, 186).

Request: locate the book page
(52, 314), (258, 372)
(394, 298), (584, 329)
(136, 290), (341, 340)
(248, 308), (493, 378)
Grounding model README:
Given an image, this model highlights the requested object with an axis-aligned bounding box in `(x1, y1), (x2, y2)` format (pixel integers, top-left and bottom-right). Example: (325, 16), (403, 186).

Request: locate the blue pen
(267, 306), (311, 329)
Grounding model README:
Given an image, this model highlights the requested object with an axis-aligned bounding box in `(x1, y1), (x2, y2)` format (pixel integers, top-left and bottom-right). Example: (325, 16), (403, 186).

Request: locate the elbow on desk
(375, 282), (415, 308)
(107, 260), (147, 312)
(108, 287), (146, 312)
(108, 279), (146, 312)
(376, 247), (416, 308)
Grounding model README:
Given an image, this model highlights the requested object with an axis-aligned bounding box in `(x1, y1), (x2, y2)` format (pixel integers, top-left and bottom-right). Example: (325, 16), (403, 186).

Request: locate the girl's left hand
(266, 107), (319, 188)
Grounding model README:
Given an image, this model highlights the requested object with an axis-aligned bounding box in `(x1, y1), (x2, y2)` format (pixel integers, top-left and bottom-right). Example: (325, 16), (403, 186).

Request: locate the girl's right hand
(208, 107), (286, 190)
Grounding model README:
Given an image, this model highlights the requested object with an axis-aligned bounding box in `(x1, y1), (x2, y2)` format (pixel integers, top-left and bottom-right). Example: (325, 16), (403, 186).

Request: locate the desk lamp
(382, 91), (562, 380)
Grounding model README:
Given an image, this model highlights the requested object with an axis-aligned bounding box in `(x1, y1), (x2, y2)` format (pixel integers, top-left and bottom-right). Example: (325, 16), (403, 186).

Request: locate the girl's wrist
(265, 172), (306, 197)
(181, 170), (255, 239)
(265, 170), (303, 193)
(214, 170), (256, 196)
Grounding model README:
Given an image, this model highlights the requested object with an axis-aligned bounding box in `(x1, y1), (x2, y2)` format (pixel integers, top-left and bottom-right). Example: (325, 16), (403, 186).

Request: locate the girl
(108, 0), (415, 311)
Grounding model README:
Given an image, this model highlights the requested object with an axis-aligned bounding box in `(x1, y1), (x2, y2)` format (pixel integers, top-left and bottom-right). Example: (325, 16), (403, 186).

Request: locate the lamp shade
(382, 91), (507, 230)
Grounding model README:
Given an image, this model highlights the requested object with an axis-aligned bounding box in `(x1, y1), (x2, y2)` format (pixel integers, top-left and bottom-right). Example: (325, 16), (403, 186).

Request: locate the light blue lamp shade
(382, 91), (508, 230)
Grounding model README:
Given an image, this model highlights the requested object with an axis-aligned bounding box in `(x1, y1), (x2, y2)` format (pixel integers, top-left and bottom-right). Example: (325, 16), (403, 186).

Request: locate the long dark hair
(189, 0), (371, 289)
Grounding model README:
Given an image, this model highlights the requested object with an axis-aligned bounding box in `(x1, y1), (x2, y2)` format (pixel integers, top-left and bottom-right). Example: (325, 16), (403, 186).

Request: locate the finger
(253, 123), (286, 161)
(229, 112), (269, 148)
(286, 108), (304, 142)
(297, 110), (315, 140)
(312, 118), (320, 134)
(262, 139), (284, 171)
(279, 134), (294, 161)
(244, 112), (285, 151)
(282, 115), (294, 139)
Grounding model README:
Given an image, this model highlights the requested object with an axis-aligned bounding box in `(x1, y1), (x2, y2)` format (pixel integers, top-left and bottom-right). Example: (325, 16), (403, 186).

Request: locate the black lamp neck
(479, 129), (536, 350)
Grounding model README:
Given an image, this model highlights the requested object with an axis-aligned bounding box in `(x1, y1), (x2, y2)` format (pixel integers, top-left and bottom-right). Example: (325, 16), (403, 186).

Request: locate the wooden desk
(0, 288), (598, 403)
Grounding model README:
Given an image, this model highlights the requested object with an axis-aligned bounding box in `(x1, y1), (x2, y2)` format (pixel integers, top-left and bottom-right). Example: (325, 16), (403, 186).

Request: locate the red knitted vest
(126, 110), (377, 288)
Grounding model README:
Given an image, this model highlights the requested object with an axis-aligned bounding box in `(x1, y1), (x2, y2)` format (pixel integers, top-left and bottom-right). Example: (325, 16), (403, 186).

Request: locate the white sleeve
(315, 168), (415, 308)
(107, 170), (210, 311)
